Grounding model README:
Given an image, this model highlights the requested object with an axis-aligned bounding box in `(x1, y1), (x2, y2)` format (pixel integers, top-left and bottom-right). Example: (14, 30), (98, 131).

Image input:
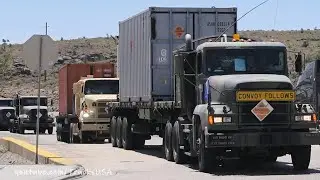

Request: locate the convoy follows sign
(251, 99), (274, 121)
(236, 90), (295, 102)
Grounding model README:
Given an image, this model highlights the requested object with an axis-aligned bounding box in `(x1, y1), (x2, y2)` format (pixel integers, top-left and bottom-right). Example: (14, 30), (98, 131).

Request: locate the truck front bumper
(21, 122), (55, 128)
(205, 128), (320, 148)
(81, 118), (110, 132)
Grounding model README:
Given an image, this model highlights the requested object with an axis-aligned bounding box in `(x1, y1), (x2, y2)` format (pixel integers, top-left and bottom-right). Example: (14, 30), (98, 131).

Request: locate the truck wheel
(110, 116), (117, 147)
(164, 121), (173, 161)
(172, 121), (187, 164)
(19, 126), (25, 134)
(116, 117), (123, 148)
(198, 126), (215, 173)
(48, 127), (53, 135)
(122, 117), (133, 150)
(57, 132), (61, 141)
(291, 145), (311, 171)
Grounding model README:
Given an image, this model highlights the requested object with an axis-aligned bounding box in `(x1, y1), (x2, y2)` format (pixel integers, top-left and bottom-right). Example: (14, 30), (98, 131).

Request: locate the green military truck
(106, 7), (320, 173)
(0, 98), (17, 131)
(10, 95), (54, 134)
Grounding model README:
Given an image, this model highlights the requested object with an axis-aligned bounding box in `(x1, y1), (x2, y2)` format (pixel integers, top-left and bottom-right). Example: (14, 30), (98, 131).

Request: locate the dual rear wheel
(110, 116), (145, 150)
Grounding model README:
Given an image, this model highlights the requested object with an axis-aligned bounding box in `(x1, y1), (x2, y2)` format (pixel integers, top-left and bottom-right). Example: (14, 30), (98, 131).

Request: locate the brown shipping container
(59, 64), (91, 115)
(92, 63), (115, 78)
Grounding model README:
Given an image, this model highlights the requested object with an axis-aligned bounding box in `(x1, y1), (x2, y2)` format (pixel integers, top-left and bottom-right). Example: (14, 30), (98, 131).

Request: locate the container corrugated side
(119, 9), (151, 102)
(58, 65), (68, 115)
(58, 64), (91, 115)
(119, 7), (237, 102)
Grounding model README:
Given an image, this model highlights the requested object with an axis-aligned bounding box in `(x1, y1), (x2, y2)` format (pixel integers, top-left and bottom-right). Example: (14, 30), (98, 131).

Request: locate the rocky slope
(0, 30), (319, 111)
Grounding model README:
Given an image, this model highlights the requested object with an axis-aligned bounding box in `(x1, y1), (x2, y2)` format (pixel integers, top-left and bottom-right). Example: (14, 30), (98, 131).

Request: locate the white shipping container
(118, 7), (237, 102)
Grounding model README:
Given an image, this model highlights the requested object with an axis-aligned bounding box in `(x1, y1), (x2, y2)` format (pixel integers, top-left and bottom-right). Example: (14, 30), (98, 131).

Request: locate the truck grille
(238, 101), (291, 126)
(97, 101), (110, 118)
(0, 109), (15, 125)
(237, 82), (293, 127)
(29, 109), (48, 122)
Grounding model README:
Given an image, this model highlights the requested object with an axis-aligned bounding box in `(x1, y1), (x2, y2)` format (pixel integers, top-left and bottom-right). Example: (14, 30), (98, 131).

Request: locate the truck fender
(193, 103), (233, 129)
(193, 104), (208, 129)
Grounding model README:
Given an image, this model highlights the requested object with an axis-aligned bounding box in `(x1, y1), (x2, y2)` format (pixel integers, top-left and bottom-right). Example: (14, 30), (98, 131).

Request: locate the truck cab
(11, 95), (54, 134)
(169, 34), (318, 172)
(295, 59), (320, 123)
(58, 76), (119, 143)
(0, 98), (16, 131)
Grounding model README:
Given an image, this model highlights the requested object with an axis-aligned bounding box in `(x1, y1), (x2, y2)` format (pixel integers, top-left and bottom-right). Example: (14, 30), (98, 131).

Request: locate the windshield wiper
(208, 84), (225, 97)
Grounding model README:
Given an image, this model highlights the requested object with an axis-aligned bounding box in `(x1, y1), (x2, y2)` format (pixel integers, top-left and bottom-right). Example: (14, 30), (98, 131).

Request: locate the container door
(151, 11), (193, 100)
(194, 11), (237, 46)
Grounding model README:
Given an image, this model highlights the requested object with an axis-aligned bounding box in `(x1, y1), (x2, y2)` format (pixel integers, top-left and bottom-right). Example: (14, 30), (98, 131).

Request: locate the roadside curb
(0, 137), (73, 165)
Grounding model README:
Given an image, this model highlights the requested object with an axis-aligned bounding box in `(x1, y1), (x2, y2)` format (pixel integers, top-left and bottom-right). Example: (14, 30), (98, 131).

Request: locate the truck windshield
(0, 100), (13, 107)
(205, 48), (286, 76)
(84, 80), (119, 95)
(20, 98), (47, 106)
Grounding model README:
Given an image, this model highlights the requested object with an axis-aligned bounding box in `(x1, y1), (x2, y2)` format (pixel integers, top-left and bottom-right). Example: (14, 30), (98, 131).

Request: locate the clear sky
(1, 0), (319, 44)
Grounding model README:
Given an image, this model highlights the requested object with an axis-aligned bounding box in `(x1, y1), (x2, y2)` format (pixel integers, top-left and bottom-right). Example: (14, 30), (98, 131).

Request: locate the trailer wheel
(172, 121), (187, 164)
(291, 145), (311, 171)
(164, 121), (173, 161)
(110, 116), (117, 147)
(18, 125), (25, 134)
(198, 125), (215, 173)
(122, 117), (133, 150)
(116, 117), (123, 148)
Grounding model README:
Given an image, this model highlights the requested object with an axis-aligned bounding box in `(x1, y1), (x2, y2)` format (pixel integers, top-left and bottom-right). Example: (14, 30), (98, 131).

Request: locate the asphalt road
(1, 128), (320, 180)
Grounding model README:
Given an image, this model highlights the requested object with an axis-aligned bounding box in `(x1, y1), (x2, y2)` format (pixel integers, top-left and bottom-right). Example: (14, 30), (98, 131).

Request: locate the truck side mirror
(295, 53), (302, 73)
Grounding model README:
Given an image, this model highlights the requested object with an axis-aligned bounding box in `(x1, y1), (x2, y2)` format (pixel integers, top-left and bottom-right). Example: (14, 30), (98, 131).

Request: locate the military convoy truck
(0, 98), (16, 131)
(295, 59), (320, 124)
(10, 95), (54, 134)
(55, 63), (119, 143)
(106, 6), (320, 172)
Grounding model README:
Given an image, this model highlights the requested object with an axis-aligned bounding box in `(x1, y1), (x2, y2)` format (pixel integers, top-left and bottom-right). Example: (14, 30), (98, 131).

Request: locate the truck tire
(291, 145), (311, 171)
(110, 116), (117, 147)
(164, 121), (173, 161)
(198, 125), (215, 173)
(69, 124), (80, 144)
(48, 127), (53, 135)
(122, 117), (133, 150)
(19, 125), (25, 134)
(172, 121), (187, 164)
(116, 117), (123, 148)
(57, 132), (61, 141)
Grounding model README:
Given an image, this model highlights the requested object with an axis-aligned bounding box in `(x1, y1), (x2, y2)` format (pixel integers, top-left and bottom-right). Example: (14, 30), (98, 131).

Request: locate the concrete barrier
(0, 137), (72, 165)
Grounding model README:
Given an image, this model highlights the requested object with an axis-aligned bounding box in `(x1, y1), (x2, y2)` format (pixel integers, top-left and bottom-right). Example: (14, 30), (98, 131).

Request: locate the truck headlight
(83, 113), (90, 118)
(209, 116), (232, 124)
(295, 115), (312, 121)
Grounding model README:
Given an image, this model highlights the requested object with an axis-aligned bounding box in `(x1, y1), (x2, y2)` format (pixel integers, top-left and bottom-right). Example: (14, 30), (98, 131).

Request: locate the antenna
(213, 0), (270, 42)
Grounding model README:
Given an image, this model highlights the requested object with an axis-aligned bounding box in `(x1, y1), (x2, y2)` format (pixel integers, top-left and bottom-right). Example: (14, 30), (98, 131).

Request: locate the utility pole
(45, 22), (48, 35)
(44, 22), (49, 81)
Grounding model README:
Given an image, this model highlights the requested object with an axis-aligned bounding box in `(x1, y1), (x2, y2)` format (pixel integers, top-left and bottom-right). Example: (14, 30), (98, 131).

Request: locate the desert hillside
(0, 30), (319, 111)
